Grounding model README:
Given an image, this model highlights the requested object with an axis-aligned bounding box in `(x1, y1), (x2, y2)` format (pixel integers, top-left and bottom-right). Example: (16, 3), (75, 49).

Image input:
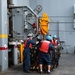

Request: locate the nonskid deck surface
(0, 54), (75, 75)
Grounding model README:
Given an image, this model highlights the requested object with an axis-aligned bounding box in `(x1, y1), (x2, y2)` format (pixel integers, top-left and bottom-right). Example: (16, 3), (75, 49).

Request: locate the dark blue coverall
(23, 39), (36, 71)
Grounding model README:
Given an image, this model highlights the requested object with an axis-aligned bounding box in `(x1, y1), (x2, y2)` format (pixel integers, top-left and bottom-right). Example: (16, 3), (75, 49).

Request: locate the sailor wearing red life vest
(39, 35), (54, 74)
(52, 35), (60, 51)
(52, 35), (60, 68)
(52, 35), (58, 47)
(23, 33), (38, 73)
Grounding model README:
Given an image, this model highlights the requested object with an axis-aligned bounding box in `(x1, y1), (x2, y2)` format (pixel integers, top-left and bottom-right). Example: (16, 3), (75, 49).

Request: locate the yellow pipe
(18, 43), (24, 63)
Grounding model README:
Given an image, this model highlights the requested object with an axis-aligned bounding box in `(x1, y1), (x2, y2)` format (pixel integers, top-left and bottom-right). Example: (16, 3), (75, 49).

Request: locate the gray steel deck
(0, 54), (75, 75)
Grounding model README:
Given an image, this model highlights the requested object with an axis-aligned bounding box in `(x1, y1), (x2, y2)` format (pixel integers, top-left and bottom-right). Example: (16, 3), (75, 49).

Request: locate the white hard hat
(27, 33), (33, 37)
(20, 40), (24, 42)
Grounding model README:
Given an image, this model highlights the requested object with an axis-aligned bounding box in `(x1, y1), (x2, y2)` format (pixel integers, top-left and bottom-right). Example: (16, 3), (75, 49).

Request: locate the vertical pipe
(0, 0), (8, 71)
(13, 45), (18, 65)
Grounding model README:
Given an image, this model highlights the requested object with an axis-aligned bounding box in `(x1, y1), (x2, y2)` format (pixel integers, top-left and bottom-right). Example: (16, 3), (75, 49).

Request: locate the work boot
(24, 70), (30, 73)
(47, 71), (51, 74)
(39, 70), (43, 74)
(47, 70), (51, 74)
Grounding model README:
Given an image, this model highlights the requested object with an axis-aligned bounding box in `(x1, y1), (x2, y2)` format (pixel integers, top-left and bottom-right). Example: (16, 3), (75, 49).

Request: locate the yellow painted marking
(0, 34), (8, 38)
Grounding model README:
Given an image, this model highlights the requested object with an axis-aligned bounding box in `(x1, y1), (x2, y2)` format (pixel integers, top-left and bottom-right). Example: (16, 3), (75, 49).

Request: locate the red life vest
(39, 40), (50, 53)
(24, 38), (32, 49)
(52, 40), (58, 46)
